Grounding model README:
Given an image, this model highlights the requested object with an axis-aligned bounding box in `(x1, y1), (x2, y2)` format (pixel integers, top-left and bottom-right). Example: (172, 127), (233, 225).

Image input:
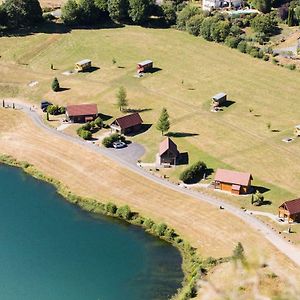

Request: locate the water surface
(0, 164), (183, 299)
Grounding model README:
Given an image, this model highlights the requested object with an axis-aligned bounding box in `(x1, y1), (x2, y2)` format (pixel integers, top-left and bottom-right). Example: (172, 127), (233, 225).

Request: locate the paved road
(6, 101), (300, 268)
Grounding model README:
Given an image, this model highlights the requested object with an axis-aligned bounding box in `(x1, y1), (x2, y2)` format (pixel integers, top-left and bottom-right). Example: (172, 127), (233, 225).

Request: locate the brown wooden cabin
(66, 104), (98, 123)
(110, 113), (143, 135)
(159, 137), (179, 165)
(279, 199), (300, 223)
(214, 168), (253, 195)
(137, 60), (153, 73)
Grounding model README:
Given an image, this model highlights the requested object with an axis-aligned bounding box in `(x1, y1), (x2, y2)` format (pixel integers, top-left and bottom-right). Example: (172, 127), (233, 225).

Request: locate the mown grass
(1, 25), (300, 213)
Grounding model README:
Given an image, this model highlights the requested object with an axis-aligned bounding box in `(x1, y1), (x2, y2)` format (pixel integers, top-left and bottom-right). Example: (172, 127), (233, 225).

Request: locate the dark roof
(113, 113), (143, 130)
(212, 92), (227, 102)
(66, 104), (98, 117)
(280, 199), (300, 215)
(159, 137), (179, 156)
(214, 169), (253, 186)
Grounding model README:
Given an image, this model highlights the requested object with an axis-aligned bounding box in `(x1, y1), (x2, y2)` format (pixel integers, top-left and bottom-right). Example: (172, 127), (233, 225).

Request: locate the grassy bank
(0, 154), (225, 299)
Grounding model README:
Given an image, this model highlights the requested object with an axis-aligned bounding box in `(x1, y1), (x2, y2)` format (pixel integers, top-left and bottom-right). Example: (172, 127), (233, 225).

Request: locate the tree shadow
(167, 132), (199, 138)
(125, 108), (152, 113)
(271, 129), (281, 132)
(57, 87), (70, 92)
(98, 113), (113, 122)
(254, 114), (261, 117)
(117, 66), (125, 69)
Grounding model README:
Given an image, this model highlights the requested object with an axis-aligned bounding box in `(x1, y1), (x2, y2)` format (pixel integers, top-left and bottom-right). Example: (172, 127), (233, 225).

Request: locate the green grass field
(1, 24), (300, 213)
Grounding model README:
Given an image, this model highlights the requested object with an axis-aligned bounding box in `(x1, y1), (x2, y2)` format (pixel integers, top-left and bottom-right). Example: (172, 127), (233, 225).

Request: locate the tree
(51, 77), (60, 92)
(116, 86), (128, 111)
(3, 0), (43, 28)
(200, 17), (215, 41)
(210, 20), (230, 42)
(225, 36), (241, 48)
(0, 4), (7, 26)
(61, 0), (81, 25)
(232, 242), (245, 261)
(251, 14), (278, 36)
(186, 14), (204, 36)
(161, 1), (177, 26)
(156, 107), (170, 135)
(176, 5), (201, 30)
(294, 6), (300, 24)
(108, 0), (128, 21)
(252, 190), (264, 206)
(237, 40), (247, 53)
(94, 117), (103, 128)
(128, 0), (150, 24)
(252, 0), (271, 13)
(287, 7), (294, 27)
(94, 0), (109, 11)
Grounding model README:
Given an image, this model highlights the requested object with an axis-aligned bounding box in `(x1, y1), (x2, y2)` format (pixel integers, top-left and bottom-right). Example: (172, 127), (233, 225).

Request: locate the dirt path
(4, 99), (300, 268)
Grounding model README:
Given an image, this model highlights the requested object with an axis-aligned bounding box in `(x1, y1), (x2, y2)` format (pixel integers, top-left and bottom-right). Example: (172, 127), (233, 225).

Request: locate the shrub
(94, 116), (103, 128)
(179, 161), (207, 184)
(77, 129), (92, 140)
(143, 218), (154, 229)
(272, 58), (279, 64)
(155, 223), (167, 236)
(286, 64), (296, 70)
(186, 14), (204, 36)
(250, 48), (259, 58)
(81, 122), (92, 131)
(102, 133), (125, 148)
(250, 13), (278, 36)
(105, 202), (117, 214)
(161, 1), (177, 26)
(263, 54), (269, 61)
(210, 20), (230, 42)
(225, 36), (241, 48)
(116, 205), (132, 220)
(237, 40), (247, 53)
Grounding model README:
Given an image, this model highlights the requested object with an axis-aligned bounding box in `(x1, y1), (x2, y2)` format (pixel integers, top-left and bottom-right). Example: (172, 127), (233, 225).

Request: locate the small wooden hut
(158, 137), (179, 165)
(110, 113), (143, 135)
(66, 104), (98, 123)
(137, 60), (153, 73)
(75, 59), (92, 72)
(212, 92), (227, 107)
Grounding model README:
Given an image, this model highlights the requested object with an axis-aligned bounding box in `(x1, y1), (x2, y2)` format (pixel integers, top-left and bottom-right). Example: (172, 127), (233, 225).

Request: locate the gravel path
(6, 101), (300, 267)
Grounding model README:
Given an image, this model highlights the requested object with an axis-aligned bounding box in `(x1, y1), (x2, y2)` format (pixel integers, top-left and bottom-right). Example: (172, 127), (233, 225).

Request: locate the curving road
(5, 101), (300, 268)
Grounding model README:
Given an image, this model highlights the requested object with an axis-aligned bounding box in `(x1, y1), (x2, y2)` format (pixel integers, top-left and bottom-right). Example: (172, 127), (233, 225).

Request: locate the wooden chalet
(279, 199), (300, 222)
(66, 104), (98, 123)
(214, 169), (253, 195)
(137, 60), (153, 73)
(75, 59), (92, 72)
(158, 137), (179, 165)
(212, 92), (227, 107)
(110, 113), (143, 135)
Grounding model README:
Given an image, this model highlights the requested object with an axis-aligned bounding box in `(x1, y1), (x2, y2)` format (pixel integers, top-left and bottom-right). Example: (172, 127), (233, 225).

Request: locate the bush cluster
(179, 161), (207, 184)
(102, 133), (125, 147)
(76, 117), (103, 140)
(46, 105), (66, 115)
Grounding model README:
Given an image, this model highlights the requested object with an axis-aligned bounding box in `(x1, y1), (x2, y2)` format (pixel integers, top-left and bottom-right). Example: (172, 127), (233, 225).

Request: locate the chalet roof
(280, 199), (300, 215)
(76, 59), (91, 66)
(214, 169), (253, 186)
(212, 92), (227, 102)
(159, 137), (179, 156)
(113, 113), (143, 130)
(66, 104), (98, 117)
(138, 60), (153, 66)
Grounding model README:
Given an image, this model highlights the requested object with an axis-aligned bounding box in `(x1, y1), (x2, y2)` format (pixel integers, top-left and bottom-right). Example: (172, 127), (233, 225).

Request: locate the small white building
(202, 0), (242, 10)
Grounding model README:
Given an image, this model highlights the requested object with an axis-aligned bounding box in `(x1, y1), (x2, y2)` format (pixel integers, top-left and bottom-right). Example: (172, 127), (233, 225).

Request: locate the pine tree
(116, 86), (128, 111)
(51, 77), (60, 92)
(288, 7), (294, 27)
(232, 242), (245, 261)
(156, 107), (170, 135)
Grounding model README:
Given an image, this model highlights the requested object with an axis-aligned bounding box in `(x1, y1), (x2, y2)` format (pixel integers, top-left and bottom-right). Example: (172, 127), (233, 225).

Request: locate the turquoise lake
(0, 164), (183, 299)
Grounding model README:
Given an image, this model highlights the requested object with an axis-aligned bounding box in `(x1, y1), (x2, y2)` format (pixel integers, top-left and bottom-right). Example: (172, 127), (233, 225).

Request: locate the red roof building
(158, 137), (179, 165)
(66, 104), (98, 123)
(279, 199), (300, 222)
(214, 169), (253, 195)
(110, 113), (143, 135)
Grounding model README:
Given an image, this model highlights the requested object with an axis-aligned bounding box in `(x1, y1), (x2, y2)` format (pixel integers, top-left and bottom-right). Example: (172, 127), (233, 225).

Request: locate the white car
(112, 141), (126, 149)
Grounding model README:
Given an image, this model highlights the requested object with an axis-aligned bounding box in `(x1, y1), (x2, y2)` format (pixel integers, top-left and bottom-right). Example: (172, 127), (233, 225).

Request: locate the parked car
(112, 141), (126, 149)
(41, 100), (53, 112)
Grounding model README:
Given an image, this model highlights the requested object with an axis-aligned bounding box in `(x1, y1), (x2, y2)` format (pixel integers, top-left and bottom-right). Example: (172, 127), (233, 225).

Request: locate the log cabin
(75, 59), (92, 72)
(137, 60), (153, 73)
(158, 137), (179, 165)
(110, 113), (143, 135)
(279, 199), (300, 223)
(214, 169), (253, 195)
(66, 104), (98, 123)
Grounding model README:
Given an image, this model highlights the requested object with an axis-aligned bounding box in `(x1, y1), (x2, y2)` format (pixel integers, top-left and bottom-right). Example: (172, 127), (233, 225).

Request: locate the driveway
(106, 142), (145, 164)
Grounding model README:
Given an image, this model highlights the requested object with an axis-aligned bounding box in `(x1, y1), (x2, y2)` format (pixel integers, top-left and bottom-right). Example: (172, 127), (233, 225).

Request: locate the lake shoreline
(0, 154), (221, 299)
